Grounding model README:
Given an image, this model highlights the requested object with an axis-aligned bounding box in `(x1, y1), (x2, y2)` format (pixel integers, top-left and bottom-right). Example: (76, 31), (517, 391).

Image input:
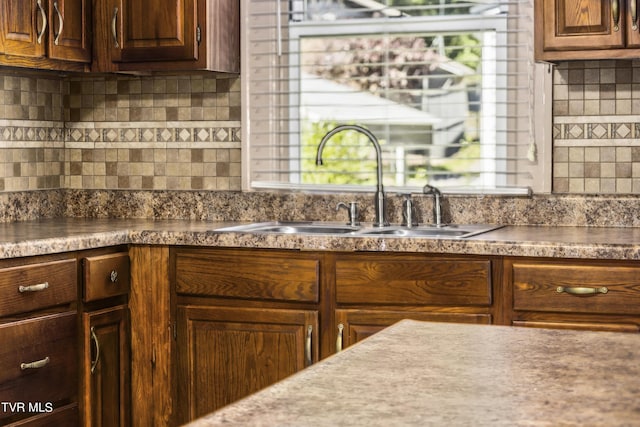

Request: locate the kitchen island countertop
(187, 319), (640, 426)
(2, 218), (640, 260)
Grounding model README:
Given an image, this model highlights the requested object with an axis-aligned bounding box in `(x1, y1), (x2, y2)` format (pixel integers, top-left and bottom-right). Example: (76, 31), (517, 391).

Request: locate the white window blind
(242, 0), (546, 194)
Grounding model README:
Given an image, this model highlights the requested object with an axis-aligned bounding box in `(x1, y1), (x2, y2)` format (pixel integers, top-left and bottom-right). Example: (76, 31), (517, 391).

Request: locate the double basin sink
(216, 221), (503, 239)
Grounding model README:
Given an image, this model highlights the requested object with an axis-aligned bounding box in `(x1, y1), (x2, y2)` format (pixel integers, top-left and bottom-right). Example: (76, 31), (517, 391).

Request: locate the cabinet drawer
(0, 259), (77, 317)
(83, 252), (130, 302)
(6, 403), (78, 426)
(336, 255), (492, 306)
(0, 312), (77, 419)
(511, 260), (640, 315)
(174, 249), (320, 303)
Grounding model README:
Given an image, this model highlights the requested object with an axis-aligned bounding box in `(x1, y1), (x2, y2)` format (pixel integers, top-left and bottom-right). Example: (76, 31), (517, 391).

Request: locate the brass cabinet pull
(305, 325), (312, 366)
(36, 0), (47, 44)
(556, 286), (609, 295)
(111, 7), (119, 48)
(613, 0), (621, 31)
(632, 0), (638, 30)
(18, 281), (49, 293)
(53, 1), (63, 45)
(90, 326), (100, 374)
(336, 323), (344, 353)
(21, 356), (50, 370)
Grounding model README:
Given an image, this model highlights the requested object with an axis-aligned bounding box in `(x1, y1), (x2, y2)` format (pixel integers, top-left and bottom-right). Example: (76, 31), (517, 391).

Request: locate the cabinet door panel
(48, 0), (91, 62)
(0, 0), (45, 57)
(335, 309), (491, 350)
(538, 0), (625, 51)
(177, 306), (318, 423)
(82, 305), (130, 427)
(113, 0), (197, 62)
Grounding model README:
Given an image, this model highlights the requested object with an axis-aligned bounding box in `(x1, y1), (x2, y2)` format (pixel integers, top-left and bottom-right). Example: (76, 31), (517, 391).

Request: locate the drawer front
(0, 312), (78, 421)
(336, 255), (492, 306)
(174, 249), (320, 302)
(511, 260), (640, 315)
(6, 403), (78, 426)
(83, 252), (130, 302)
(0, 259), (77, 317)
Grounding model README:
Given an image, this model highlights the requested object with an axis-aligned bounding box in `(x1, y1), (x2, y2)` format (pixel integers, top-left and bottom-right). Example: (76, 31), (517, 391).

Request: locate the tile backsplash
(553, 60), (640, 194)
(0, 70), (241, 192)
(0, 60), (640, 195)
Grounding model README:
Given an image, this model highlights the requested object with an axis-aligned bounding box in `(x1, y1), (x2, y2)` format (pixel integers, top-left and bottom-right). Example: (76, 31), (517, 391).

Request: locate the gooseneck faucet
(316, 125), (389, 227)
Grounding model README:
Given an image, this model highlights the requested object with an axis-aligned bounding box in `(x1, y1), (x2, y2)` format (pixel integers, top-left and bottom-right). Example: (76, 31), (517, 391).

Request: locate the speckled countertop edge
(1, 218), (640, 260)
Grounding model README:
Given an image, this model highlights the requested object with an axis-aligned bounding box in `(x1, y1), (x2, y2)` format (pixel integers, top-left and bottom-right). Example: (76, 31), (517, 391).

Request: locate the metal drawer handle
(632, 0), (639, 30)
(111, 7), (120, 48)
(36, 0), (47, 44)
(110, 270), (119, 283)
(556, 286), (609, 295)
(613, 0), (621, 31)
(18, 282), (49, 293)
(90, 326), (100, 374)
(53, 1), (63, 45)
(336, 323), (344, 353)
(21, 356), (50, 370)
(305, 325), (313, 366)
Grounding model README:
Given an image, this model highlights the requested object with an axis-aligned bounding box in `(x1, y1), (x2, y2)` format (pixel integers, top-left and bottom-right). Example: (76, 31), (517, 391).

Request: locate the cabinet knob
(110, 270), (119, 283)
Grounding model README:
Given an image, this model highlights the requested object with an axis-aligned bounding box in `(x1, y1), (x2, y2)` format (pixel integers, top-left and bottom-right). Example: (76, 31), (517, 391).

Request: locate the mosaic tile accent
(0, 70), (241, 192)
(553, 60), (640, 194)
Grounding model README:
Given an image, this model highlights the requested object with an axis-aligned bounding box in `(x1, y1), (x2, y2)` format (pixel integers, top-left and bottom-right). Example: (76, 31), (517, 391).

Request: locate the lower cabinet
(176, 306), (318, 422)
(172, 247), (321, 424)
(80, 249), (131, 427)
(334, 252), (497, 351)
(82, 305), (130, 427)
(170, 247), (499, 424)
(504, 257), (640, 332)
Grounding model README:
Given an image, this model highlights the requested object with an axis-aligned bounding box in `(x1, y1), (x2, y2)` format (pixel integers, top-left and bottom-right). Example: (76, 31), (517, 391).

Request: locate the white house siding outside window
(241, 0), (551, 194)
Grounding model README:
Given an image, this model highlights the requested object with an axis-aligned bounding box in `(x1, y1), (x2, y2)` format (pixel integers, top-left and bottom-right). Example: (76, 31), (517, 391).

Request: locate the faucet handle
(399, 194), (418, 228)
(336, 201), (360, 226)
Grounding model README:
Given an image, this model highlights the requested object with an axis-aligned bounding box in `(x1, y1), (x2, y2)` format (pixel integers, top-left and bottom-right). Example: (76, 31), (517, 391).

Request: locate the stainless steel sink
(215, 222), (360, 235)
(215, 222), (503, 239)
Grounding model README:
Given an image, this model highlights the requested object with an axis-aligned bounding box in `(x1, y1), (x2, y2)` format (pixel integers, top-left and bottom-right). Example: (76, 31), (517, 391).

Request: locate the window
(242, 0), (550, 194)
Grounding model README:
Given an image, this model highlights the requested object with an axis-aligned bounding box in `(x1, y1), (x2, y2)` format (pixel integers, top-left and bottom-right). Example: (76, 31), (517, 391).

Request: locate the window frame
(240, 0), (553, 194)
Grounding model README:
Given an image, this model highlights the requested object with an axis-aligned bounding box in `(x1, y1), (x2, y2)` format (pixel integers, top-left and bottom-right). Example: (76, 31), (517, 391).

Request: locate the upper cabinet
(536, 0), (640, 61)
(0, 0), (239, 73)
(92, 0), (239, 73)
(0, 0), (91, 71)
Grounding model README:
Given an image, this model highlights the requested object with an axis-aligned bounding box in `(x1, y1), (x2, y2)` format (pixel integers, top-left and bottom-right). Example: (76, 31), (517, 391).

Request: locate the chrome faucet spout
(316, 125), (388, 227)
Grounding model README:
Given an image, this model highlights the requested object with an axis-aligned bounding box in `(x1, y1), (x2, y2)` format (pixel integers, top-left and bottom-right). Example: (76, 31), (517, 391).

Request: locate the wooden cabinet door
(176, 306), (319, 424)
(112, 0), (198, 63)
(48, 0), (91, 62)
(335, 309), (491, 351)
(537, 0), (625, 53)
(82, 305), (130, 427)
(0, 0), (46, 58)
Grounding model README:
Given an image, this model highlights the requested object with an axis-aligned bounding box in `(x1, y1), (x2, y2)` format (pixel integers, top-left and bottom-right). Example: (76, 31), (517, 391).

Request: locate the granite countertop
(186, 319), (640, 426)
(2, 218), (640, 260)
